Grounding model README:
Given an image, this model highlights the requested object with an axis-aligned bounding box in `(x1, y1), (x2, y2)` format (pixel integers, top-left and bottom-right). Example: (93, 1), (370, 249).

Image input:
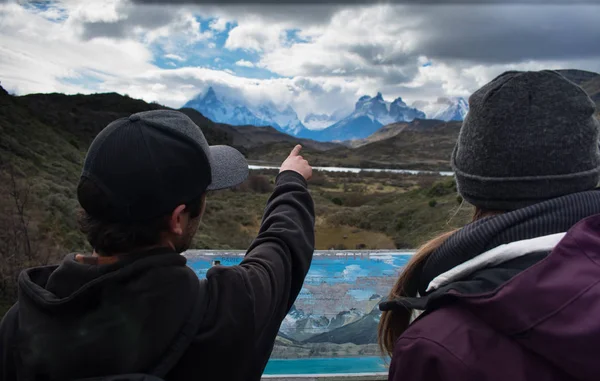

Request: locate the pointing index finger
(290, 144), (302, 157)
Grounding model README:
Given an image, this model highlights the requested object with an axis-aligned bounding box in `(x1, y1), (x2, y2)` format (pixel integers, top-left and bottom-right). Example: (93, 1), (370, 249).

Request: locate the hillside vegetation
(0, 85), (474, 317)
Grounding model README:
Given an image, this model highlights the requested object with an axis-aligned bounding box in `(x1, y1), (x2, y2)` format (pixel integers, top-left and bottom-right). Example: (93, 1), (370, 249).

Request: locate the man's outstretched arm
(206, 145), (315, 333)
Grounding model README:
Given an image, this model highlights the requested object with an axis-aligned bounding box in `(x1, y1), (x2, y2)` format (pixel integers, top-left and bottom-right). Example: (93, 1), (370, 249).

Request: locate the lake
(263, 357), (387, 375)
(248, 164), (454, 177)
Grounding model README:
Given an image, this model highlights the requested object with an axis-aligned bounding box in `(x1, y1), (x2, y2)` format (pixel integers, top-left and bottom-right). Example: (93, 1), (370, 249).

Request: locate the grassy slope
(0, 87), (86, 250)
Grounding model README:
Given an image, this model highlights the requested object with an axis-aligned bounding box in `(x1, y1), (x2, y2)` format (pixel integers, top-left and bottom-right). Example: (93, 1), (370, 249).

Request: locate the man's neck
(93, 243), (174, 257)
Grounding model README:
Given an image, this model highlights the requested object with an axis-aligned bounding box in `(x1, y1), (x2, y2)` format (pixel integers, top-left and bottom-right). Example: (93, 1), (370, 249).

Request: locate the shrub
(310, 173), (330, 187)
(68, 138), (79, 149)
(426, 179), (457, 197)
(395, 220), (405, 230)
(332, 197), (343, 206)
(342, 193), (370, 207)
(429, 199), (438, 208)
(234, 175), (274, 193)
(248, 175), (273, 193)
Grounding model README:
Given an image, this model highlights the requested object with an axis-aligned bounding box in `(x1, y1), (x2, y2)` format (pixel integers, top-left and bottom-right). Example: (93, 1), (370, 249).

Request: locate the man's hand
(280, 145), (313, 181)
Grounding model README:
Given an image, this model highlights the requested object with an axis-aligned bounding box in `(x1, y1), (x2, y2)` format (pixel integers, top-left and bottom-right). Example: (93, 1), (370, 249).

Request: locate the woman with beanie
(379, 70), (600, 381)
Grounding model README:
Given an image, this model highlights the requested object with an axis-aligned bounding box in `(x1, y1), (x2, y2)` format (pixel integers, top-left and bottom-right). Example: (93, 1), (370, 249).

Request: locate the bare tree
(8, 165), (32, 259)
(0, 159), (49, 306)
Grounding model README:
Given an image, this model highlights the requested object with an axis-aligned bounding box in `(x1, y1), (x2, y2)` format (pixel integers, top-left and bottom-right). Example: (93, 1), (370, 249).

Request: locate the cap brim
(207, 145), (249, 191)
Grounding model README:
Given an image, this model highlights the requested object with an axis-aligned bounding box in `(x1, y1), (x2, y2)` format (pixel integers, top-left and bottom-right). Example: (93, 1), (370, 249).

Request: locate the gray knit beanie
(452, 70), (600, 211)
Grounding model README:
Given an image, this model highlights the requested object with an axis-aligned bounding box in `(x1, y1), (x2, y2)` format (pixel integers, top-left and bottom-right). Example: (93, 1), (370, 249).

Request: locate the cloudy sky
(1, 0), (599, 119)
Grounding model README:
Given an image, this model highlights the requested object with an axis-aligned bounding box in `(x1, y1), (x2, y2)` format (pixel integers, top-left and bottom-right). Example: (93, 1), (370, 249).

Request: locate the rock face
(301, 93), (426, 142)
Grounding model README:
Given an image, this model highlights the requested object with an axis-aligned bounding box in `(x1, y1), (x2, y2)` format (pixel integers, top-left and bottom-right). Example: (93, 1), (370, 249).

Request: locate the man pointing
(0, 110), (316, 381)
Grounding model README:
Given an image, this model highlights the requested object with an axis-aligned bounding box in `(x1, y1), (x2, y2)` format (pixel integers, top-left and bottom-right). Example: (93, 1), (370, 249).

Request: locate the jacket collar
(427, 232), (566, 293)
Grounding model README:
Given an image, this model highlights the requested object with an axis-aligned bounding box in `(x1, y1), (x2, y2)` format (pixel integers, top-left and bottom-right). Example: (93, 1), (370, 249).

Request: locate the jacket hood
(456, 214), (600, 380)
(16, 248), (201, 380)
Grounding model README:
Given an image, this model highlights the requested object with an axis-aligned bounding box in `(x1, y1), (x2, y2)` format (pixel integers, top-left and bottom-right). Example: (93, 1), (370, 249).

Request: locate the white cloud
(165, 53), (185, 62)
(225, 21), (286, 53)
(143, 11), (212, 51)
(340, 265), (369, 282)
(235, 59), (254, 68)
(0, 2), (154, 95)
(65, 0), (123, 24)
(257, 6), (420, 79)
(209, 17), (228, 32)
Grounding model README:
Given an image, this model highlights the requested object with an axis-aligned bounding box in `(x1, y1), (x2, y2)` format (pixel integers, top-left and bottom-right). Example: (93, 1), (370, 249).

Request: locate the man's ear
(169, 204), (187, 236)
(200, 194), (207, 219)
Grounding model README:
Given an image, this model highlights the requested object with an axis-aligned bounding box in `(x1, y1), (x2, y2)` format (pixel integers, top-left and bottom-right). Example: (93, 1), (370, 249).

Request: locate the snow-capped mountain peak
(429, 97), (469, 121)
(354, 92), (392, 123)
(303, 113), (342, 130)
(183, 87), (308, 136)
(301, 92), (426, 142)
(391, 96), (407, 107)
(204, 86), (218, 101)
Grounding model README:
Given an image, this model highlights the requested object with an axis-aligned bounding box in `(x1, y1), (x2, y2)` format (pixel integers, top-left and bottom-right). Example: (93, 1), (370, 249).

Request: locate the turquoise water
(264, 357), (388, 375)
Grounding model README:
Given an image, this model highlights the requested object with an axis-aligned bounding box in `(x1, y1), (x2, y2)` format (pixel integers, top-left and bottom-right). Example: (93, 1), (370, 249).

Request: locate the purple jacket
(389, 214), (600, 381)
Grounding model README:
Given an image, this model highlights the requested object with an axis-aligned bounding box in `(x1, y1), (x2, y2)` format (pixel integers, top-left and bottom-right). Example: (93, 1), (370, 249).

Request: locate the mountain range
(184, 87), (465, 142)
(300, 93), (427, 142)
(280, 306), (367, 342)
(183, 69), (600, 144)
(303, 111), (347, 130)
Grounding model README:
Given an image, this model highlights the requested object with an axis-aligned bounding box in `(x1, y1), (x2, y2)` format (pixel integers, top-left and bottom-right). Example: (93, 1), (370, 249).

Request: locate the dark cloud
(80, 4), (182, 40)
(348, 43), (415, 67)
(287, 58), (416, 84)
(82, 22), (128, 40)
(79, 4), (341, 40)
(241, 4), (600, 83)
(409, 5), (600, 63)
(436, 97), (454, 105)
(200, 4), (342, 24)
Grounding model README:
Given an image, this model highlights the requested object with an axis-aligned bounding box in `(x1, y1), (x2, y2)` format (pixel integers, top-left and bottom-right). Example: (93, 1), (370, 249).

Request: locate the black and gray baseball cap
(77, 110), (248, 222)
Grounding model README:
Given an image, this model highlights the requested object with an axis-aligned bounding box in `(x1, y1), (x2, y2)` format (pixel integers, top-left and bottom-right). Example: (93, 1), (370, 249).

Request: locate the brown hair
(77, 180), (205, 256)
(378, 208), (503, 356)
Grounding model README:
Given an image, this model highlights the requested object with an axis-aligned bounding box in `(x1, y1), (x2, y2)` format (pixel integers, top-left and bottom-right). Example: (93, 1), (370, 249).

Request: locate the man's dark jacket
(0, 171), (315, 381)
